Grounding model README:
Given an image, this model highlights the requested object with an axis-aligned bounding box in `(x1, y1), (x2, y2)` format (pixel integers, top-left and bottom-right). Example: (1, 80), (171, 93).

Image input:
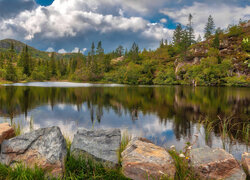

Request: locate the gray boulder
(190, 147), (246, 180)
(0, 126), (67, 177)
(70, 128), (121, 166)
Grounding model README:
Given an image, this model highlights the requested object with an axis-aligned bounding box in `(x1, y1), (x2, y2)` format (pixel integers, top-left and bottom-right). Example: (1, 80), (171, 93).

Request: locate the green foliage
(154, 65), (177, 85)
(0, 163), (48, 180)
(242, 37), (250, 52)
(168, 150), (197, 180)
(227, 25), (243, 37)
(224, 75), (249, 86)
(212, 32), (220, 49)
(65, 154), (129, 180)
(204, 15), (215, 39)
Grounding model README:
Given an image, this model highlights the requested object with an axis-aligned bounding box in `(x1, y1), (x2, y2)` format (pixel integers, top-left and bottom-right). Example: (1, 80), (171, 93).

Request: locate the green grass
(117, 130), (132, 166)
(0, 163), (53, 180)
(168, 150), (197, 180)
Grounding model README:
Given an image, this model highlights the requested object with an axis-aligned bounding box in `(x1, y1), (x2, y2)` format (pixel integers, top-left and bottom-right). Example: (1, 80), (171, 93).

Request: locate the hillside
(0, 21), (249, 86)
(0, 39), (78, 60)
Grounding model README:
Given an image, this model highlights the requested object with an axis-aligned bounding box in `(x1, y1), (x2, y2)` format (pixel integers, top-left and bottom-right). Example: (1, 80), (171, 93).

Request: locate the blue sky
(0, 0), (249, 53)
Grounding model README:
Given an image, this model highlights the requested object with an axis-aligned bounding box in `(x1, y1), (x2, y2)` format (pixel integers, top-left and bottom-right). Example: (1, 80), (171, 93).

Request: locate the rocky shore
(0, 123), (249, 180)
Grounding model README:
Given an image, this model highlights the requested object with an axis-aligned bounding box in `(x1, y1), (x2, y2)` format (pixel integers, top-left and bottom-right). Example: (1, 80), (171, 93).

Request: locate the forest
(0, 15), (249, 86)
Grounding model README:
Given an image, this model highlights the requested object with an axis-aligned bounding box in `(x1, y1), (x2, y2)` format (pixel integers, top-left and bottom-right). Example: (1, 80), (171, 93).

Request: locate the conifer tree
(5, 60), (17, 81)
(204, 15), (215, 39)
(173, 24), (183, 45)
(22, 45), (31, 76)
(212, 32), (220, 49)
(50, 52), (56, 77)
(187, 14), (195, 45)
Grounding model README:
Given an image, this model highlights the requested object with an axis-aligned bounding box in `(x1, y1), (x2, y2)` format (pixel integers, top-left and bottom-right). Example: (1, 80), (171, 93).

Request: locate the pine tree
(196, 35), (202, 42)
(130, 42), (140, 63)
(212, 32), (220, 49)
(180, 29), (189, 60)
(187, 14), (195, 45)
(22, 45), (31, 76)
(173, 24), (183, 45)
(50, 52), (56, 77)
(5, 61), (17, 81)
(115, 45), (124, 57)
(204, 15), (215, 39)
(96, 41), (104, 55)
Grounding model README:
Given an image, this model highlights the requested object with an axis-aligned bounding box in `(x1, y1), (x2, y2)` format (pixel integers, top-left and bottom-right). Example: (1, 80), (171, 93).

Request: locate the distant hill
(0, 39), (78, 60)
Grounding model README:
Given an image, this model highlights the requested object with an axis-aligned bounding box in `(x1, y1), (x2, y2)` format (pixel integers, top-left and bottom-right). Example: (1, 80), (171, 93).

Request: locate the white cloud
(160, 18), (167, 23)
(58, 48), (67, 53)
(71, 47), (80, 53)
(0, 0), (171, 46)
(46, 47), (54, 52)
(160, 2), (250, 37)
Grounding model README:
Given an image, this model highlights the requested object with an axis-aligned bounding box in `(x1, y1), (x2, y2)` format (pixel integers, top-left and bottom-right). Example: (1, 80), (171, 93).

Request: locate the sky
(0, 0), (249, 54)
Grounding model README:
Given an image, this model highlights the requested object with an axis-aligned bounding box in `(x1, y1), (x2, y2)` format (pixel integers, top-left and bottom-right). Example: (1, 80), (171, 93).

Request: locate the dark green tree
(5, 61), (17, 81)
(187, 14), (195, 45)
(204, 15), (215, 39)
(50, 52), (56, 77)
(212, 32), (220, 49)
(130, 42), (140, 63)
(115, 45), (124, 57)
(173, 24), (183, 45)
(21, 45), (31, 76)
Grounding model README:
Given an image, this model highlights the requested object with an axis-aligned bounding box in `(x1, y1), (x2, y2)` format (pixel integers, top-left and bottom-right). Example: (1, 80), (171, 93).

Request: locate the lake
(0, 82), (249, 160)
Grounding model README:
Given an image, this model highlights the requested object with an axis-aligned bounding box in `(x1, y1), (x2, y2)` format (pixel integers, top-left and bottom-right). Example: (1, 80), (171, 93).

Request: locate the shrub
(227, 25), (243, 37)
(242, 37), (250, 52)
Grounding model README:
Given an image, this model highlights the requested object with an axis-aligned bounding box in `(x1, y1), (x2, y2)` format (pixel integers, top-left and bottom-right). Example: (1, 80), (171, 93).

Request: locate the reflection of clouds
(57, 104), (66, 110)
(2, 103), (248, 160)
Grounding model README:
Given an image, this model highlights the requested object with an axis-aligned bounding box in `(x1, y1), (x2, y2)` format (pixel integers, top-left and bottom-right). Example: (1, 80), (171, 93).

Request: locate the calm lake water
(0, 82), (249, 159)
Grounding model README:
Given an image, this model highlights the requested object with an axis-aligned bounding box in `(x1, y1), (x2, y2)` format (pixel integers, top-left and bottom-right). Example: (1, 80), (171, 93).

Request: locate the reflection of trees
(0, 85), (249, 142)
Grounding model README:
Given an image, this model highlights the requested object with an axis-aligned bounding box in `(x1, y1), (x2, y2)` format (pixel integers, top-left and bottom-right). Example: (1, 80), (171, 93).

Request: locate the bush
(242, 37), (250, 52)
(224, 75), (249, 86)
(227, 25), (243, 37)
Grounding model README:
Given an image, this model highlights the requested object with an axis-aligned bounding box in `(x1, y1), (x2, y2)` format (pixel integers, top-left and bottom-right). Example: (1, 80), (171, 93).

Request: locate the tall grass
(11, 121), (22, 136)
(200, 114), (250, 145)
(117, 130), (132, 166)
(0, 163), (54, 180)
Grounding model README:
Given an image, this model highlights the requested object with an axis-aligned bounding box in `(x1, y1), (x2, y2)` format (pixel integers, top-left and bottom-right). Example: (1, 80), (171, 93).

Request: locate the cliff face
(179, 21), (250, 76)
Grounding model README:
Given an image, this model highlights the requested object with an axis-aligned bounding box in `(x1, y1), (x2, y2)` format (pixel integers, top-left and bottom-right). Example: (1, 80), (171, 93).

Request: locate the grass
(199, 115), (250, 145)
(11, 121), (22, 136)
(168, 150), (197, 180)
(0, 163), (54, 180)
(117, 130), (132, 166)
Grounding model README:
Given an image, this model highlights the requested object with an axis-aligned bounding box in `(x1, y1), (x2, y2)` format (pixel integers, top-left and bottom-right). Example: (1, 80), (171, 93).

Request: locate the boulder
(121, 137), (176, 180)
(242, 152), (250, 176)
(0, 123), (15, 144)
(190, 147), (246, 180)
(70, 128), (121, 166)
(0, 126), (67, 177)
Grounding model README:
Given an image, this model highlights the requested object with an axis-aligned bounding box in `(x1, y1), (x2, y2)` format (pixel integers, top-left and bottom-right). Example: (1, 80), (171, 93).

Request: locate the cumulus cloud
(58, 48), (67, 53)
(160, 2), (250, 37)
(0, 0), (172, 51)
(160, 18), (167, 23)
(46, 47), (54, 52)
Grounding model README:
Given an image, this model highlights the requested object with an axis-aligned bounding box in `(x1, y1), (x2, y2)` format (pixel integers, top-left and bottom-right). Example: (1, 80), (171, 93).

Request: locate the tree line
(0, 15), (249, 86)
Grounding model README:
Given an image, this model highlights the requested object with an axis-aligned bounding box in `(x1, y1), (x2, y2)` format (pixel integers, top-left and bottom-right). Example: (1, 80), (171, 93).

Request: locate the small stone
(0, 126), (67, 177)
(0, 123), (15, 144)
(190, 147), (246, 180)
(242, 152), (250, 176)
(70, 128), (121, 166)
(122, 137), (176, 180)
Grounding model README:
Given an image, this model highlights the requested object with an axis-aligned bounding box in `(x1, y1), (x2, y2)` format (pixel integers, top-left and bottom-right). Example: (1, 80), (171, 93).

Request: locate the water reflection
(0, 83), (249, 159)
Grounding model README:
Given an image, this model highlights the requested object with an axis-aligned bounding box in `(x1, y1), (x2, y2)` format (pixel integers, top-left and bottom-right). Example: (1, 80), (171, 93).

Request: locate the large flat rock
(190, 147), (246, 180)
(70, 128), (121, 166)
(0, 126), (67, 177)
(0, 123), (15, 144)
(121, 137), (176, 180)
(242, 152), (250, 176)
